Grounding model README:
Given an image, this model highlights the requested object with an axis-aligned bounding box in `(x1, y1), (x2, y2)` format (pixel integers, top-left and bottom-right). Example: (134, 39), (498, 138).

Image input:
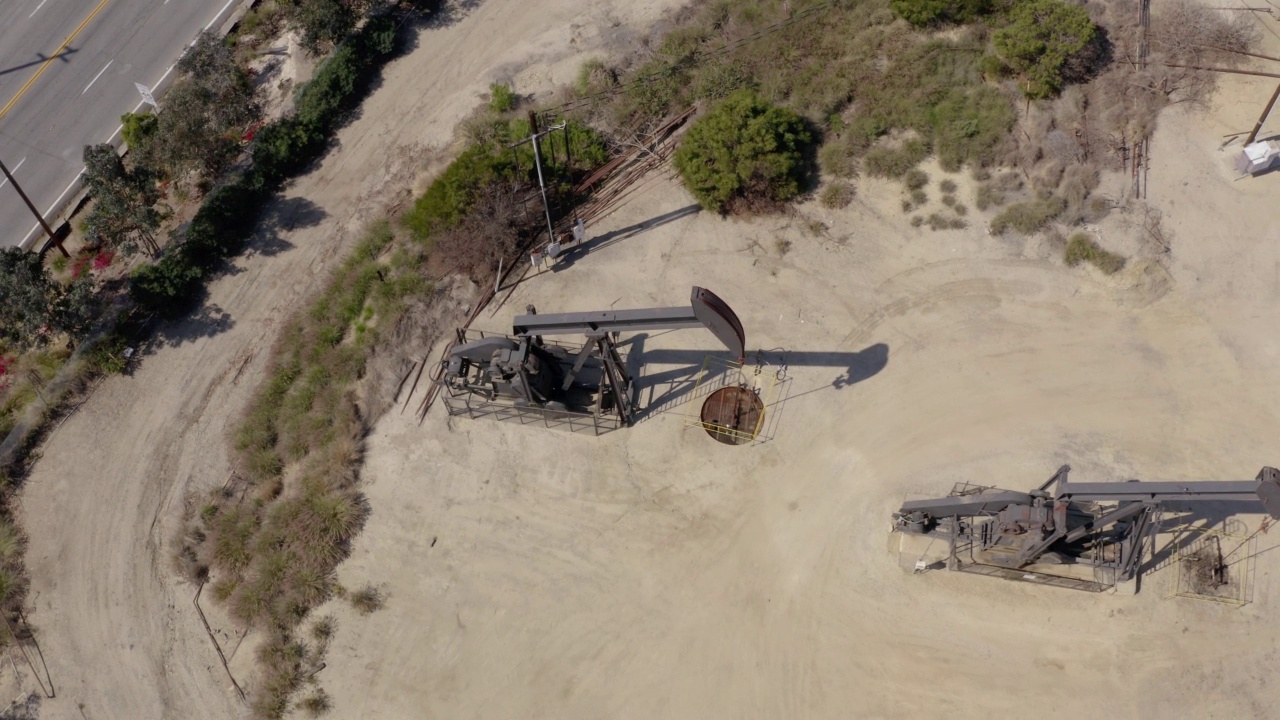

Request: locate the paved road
(0, 0), (242, 249)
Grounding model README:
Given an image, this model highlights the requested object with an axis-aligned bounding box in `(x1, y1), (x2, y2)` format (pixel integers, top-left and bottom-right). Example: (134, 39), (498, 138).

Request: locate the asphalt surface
(0, 0), (242, 249)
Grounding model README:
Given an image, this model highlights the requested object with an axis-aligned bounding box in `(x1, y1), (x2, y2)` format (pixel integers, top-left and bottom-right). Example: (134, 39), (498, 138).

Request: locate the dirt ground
(317, 52), (1280, 720)
(9, 1), (1280, 719)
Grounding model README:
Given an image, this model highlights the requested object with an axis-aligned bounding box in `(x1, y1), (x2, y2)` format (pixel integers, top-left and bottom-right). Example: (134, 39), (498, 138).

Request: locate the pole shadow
(552, 204), (700, 271)
(0, 48), (78, 78)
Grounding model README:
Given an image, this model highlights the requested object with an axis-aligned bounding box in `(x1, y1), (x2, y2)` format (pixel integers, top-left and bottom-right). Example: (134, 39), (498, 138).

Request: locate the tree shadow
(147, 302), (236, 350)
(626, 340), (889, 421)
(551, 204), (700, 271)
(405, 0), (485, 30)
(1064, 25), (1114, 86)
(243, 195), (326, 258)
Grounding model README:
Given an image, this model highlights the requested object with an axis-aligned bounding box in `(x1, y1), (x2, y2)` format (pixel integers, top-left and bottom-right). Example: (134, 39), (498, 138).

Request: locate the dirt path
(13, 1), (684, 717)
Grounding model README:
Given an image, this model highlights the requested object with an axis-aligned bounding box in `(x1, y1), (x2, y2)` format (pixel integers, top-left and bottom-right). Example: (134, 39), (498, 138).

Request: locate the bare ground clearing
(316, 70), (1280, 719)
(11, 1), (685, 717)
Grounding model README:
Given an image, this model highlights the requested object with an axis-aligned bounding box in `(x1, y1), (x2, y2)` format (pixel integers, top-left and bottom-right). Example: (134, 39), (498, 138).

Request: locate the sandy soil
(314, 58), (1280, 720)
(11, 1), (685, 718)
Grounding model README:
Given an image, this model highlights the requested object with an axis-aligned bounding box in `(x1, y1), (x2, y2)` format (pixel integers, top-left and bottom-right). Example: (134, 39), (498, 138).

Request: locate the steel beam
(511, 287), (746, 361)
(1057, 480), (1267, 503)
(899, 491), (1034, 517)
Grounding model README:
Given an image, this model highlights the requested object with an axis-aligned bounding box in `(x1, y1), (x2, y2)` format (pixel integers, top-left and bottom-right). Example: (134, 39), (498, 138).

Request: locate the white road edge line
(28, 0), (50, 19)
(21, 0), (243, 248)
(83, 60), (114, 95)
(205, 0), (238, 31)
(23, 170), (84, 247)
(0, 158), (27, 190)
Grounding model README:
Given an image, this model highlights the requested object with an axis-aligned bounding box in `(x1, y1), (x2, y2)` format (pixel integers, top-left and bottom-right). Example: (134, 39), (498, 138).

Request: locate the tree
(291, 0), (360, 56)
(82, 144), (166, 256)
(141, 32), (259, 185)
(0, 249), (95, 348)
(993, 0), (1098, 99)
(674, 90), (811, 213)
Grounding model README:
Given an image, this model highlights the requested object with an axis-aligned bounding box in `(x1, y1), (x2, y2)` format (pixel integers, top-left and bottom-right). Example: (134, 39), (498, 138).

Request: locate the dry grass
(172, 219), (427, 718)
(864, 139), (930, 179)
(299, 688), (333, 717)
(1065, 232), (1125, 274)
(990, 196), (1067, 235)
(819, 181), (855, 209)
(349, 583), (385, 615)
(926, 213), (967, 231)
(904, 169), (929, 191)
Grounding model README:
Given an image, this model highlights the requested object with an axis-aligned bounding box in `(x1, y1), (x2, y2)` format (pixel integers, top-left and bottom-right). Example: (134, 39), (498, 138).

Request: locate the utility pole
(0, 157), (67, 257)
(511, 110), (567, 246)
(1246, 82), (1280, 145)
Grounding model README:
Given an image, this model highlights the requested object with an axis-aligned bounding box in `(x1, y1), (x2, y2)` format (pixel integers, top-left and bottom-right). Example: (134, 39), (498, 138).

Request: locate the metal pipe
(1164, 62), (1280, 79)
(1063, 502), (1148, 543)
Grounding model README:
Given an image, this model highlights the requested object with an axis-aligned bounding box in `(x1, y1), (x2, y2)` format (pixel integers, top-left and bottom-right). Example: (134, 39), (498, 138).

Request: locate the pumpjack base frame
(439, 329), (634, 436)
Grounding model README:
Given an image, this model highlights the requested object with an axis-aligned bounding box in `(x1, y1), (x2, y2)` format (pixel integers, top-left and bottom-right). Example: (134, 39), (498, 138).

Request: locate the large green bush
(993, 0), (1097, 99)
(674, 90), (811, 213)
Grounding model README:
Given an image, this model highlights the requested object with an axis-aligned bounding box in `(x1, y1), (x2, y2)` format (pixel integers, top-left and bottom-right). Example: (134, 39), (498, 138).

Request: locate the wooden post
(1246, 82), (1280, 145)
(0, 157), (67, 257)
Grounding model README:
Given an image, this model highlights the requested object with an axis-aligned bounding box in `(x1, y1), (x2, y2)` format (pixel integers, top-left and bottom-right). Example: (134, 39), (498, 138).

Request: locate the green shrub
(939, 179), (958, 194)
(488, 83), (517, 113)
(292, 0), (359, 55)
(863, 139), (929, 179)
(89, 335), (130, 375)
(1064, 233), (1125, 274)
(674, 90), (812, 213)
(120, 112), (158, 150)
(692, 58), (754, 101)
(891, 0), (990, 26)
(994, 0), (1097, 99)
(926, 86), (1016, 171)
(615, 27), (704, 125)
(404, 119), (604, 240)
(990, 196), (1067, 234)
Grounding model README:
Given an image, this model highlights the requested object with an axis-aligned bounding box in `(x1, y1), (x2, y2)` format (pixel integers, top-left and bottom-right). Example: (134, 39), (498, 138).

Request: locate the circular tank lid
(700, 386), (764, 446)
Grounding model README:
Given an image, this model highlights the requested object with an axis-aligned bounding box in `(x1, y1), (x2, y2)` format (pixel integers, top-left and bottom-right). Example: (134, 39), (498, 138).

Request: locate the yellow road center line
(0, 0), (113, 121)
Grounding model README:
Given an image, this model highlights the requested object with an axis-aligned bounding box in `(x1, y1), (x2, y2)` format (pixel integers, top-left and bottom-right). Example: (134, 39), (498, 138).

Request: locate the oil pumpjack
(892, 465), (1280, 592)
(437, 287), (745, 434)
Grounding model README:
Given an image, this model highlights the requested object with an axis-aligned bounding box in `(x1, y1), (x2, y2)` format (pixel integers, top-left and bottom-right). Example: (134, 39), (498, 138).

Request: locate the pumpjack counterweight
(438, 287), (745, 434)
(893, 465), (1280, 592)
